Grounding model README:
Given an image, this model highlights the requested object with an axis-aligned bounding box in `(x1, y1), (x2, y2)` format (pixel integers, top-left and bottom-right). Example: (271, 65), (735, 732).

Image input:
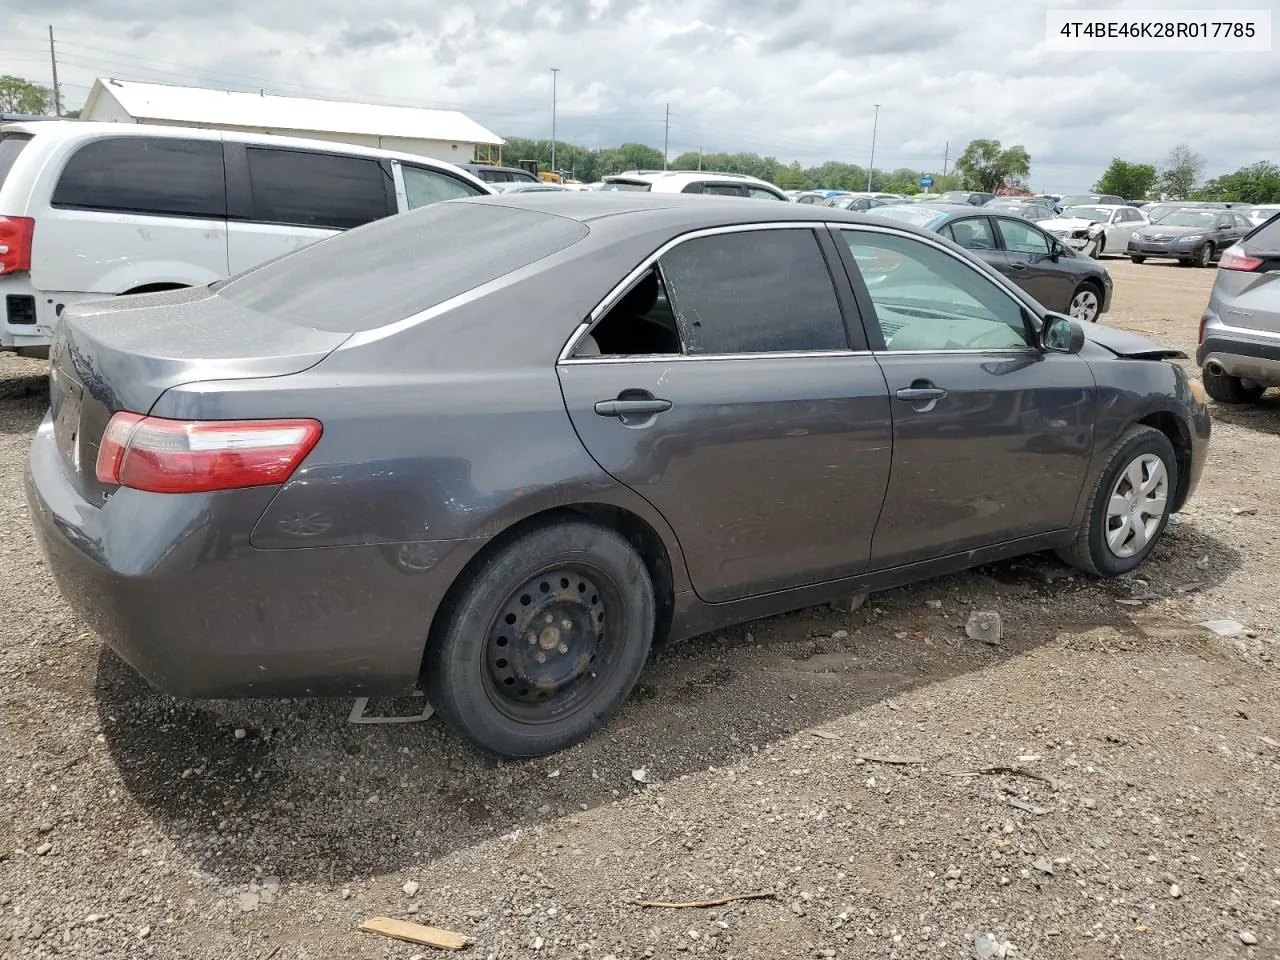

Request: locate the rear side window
(245, 147), (391, 229)
(601, 181), (651, 192)
(216, 201), (588, 333)
(401, 165), (483, 209)
(0, 134), (32, 191)
(1246, 215), (1280, 249)
(697, 184), (747, 197)
(659, 229), (847, 354)
(52, 137), (226, 218)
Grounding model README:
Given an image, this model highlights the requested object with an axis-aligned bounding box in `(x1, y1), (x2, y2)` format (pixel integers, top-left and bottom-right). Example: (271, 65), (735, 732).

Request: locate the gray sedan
(1128, 209), (1253, 267)
(27, 195), (1210, 758)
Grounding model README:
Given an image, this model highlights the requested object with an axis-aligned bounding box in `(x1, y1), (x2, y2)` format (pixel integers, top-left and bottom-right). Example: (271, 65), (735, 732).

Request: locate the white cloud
(3, 0), (1276, 191)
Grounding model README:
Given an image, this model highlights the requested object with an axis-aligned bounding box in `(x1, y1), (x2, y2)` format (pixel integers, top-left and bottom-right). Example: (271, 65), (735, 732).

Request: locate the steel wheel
(484, 567), (617, 723)
(1069, 285), (1100, 323)
(1197, 243), (1213, 267)
(1104, 453), (1169, 559)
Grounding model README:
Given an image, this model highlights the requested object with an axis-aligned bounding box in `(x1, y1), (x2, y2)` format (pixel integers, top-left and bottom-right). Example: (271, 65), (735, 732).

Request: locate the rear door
(224, 144), (395, 274)
(938, 216), (1008, 275)
(993, 216), (1071, 311)
(833, 225), (1095, 568)
(35, 135), (229, 296)
(557, 224), (893, 603)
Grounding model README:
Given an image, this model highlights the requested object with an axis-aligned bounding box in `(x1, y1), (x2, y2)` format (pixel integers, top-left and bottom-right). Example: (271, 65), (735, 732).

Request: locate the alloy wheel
(1070, 288), (1100, 323)
(1104, 453), (1169, 558)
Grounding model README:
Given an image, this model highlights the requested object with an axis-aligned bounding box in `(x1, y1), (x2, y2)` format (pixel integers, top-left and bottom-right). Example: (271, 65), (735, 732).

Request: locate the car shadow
(0, 363), (49, 435)
(1207, 393), (1280, 435)
(94, 522), (1242, 884)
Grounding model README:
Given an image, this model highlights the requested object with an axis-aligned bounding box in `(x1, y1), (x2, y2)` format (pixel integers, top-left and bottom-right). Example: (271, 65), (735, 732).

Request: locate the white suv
(600, 170), (788, 201)
(0, 121), (492, 357)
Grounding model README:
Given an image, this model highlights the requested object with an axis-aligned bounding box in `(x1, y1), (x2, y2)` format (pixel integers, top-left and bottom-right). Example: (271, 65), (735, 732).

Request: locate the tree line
(1094, 145), (1280, 204)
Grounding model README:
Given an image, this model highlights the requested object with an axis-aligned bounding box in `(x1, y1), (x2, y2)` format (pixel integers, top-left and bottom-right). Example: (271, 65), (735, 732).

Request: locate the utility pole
(698, 146), (702, 171)
(866, 104), (880, 192)
(663, 102), (669, 170)
(550, 68), (559, 177)
(942, 140), (949, 179)
(48, 25), (62, 117)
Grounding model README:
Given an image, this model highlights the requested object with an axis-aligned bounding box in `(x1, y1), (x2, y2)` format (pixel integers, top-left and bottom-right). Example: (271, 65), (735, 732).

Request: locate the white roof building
(80, 78), (504, 164)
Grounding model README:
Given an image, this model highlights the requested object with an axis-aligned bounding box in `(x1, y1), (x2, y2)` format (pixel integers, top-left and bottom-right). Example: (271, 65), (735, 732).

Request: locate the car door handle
(594, 397), (672, 417)
(1008, 261), (1029, 271)
(895, 386), (948, 402)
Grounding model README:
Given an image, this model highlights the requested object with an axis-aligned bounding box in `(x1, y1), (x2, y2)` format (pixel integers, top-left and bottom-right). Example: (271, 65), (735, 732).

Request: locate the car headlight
(1182, 234), (1203, 242)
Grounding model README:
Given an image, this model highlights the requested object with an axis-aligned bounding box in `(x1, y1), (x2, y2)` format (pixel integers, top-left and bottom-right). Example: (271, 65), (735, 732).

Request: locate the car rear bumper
(1197, 329), (1280, 386)
(26, 414), (485, 698)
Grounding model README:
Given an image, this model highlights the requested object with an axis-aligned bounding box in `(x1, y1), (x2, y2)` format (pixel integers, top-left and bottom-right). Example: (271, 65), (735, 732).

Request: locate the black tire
(1196, 243), (1214, 268)
(1177, 257), (1193, 267)
(1201, 367), (1265, 404)
(1129, 255), (1146, 264)
(426, 520), (655, 758)
(1056, 425), (1178, 577)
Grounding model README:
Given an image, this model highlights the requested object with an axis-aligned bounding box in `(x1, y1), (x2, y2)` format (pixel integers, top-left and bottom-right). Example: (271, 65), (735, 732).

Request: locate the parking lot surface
(1, 259), (1277, 959)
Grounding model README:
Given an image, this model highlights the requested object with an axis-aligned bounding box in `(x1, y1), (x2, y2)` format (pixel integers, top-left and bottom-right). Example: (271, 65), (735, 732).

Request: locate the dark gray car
(870, 204), (1114, 323)
(1128, 209), (1253, 267)
(27, 194), (1209, 758)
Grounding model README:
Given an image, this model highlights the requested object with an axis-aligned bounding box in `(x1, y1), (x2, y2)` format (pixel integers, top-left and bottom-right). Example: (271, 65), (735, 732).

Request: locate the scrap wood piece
(359, 917), (470, 951)
(629, 892), (776, 909)
(944, 765), (1056, 787)
(857, 754), (924, 766)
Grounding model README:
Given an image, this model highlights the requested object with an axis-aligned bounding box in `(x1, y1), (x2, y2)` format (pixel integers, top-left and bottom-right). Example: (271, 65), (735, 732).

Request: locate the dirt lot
(1, 259), (1278, 960)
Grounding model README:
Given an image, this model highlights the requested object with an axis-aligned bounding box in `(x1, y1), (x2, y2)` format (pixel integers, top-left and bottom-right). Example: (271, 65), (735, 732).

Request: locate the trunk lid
(49, 284), (347, 500)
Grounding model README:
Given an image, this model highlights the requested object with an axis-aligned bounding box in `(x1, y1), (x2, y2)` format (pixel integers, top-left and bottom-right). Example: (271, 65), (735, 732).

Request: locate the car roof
(0, 120), (484, 178)
(604, 169), (780, 188)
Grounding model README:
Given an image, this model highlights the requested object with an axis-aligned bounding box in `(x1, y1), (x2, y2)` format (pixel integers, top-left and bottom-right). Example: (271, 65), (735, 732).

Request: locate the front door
(557, 226), (893, 603)
(833, 226), (1096, 569)
(993, 216), (1072, 311)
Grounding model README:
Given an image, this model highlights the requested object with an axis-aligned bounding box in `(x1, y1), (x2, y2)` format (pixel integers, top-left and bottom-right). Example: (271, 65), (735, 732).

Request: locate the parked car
(936, 190), (996, 206)
(1196, 214), (1280, 402)
(1143, 201), (1226, 223)
(1040, 204), (1149, 258)
(825, 193), (899, 211)
(793, 189), (850, 204)
(460, 163), (541, 185)
(1238, 204), (1280, 226)
(870, 203), (1113, 322)
(1127, 209), (1253, 267)
(0, 121), (492, 358)
(601, 170), (789, 200)
(1059, 193), (1125, 207)
(27, 192), (1207, 757)
(983, 199), (1056, 222)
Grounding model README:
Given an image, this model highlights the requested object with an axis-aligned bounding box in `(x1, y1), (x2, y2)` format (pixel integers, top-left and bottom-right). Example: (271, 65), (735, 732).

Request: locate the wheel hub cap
(488, 571), (606, 705)
(1105, 453), (1169, 559)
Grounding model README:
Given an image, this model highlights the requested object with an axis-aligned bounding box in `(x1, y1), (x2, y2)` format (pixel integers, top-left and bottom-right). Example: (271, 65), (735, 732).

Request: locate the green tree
(0, 75), (53, 115)
(774, 161), (811, 190)
(1156, 143), (1205, 199)
(1195, 161), (1280, 203)
(1093, 158), (1157, 200)
(954, 139), (1031, 192)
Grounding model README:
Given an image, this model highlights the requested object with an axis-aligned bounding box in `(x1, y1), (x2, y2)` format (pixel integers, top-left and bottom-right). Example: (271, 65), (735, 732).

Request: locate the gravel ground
(1, 259), (1277, 960)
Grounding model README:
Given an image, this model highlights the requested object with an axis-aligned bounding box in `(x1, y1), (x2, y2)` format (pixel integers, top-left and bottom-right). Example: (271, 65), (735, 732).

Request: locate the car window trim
(558, 221), (862, 363)
(827, 222), (1043, 354)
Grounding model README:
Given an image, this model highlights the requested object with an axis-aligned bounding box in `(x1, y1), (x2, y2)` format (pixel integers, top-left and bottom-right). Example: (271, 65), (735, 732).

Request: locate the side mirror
(1041, 313), (1085, 354)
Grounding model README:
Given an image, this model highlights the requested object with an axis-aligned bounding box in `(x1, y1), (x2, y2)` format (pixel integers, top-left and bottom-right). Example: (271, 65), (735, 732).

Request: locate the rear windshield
(1246, 215), (1280, 250)
(0, 134), (32, 191)
(215, 200), (589, 332)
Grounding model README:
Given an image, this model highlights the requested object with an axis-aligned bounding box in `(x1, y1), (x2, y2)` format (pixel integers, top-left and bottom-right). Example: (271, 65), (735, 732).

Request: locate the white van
(0, 121), (493, 357)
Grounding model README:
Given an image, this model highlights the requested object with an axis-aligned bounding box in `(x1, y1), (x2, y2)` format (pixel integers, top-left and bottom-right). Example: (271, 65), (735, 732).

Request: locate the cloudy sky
(3, 0), (1277, 192)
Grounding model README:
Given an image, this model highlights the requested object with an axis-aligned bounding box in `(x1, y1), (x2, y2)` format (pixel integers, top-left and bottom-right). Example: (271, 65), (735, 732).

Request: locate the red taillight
(1198, 314), (1208, 345)
(1218, 245), (1263, 272)
(0, 215), (35, 275)
(95, 414), (322, 494)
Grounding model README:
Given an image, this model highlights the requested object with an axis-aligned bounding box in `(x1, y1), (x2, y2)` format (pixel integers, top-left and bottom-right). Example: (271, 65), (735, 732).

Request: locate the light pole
(550, 68), (559, 178)
(866, 104), (880, 192)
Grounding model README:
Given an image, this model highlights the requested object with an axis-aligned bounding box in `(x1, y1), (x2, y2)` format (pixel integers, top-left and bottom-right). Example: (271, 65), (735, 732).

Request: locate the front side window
(747, 186), (785, 200)
(657, 228), (848, 354)
(402, 165), (484, 209)
(841, 230), (1030, 352)
(52, 136), (226, 218)
(245, 147), (391, 229)
(941, 218), (996, 250)
(998, 218), (1052, 255)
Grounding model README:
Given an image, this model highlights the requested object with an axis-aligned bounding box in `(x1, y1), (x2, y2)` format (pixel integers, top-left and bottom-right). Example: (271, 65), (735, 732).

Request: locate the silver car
(1197, 214), (1280, 402)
